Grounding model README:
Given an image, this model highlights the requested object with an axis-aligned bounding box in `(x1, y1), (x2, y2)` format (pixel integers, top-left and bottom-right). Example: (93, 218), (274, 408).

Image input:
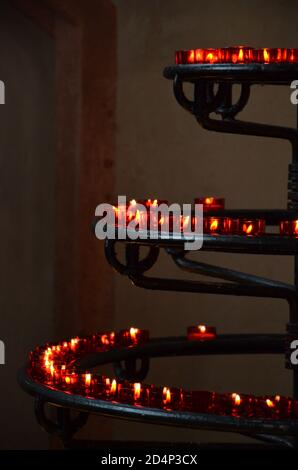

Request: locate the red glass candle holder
(146, 199), (169, 231)
(187, 325), (217, 341)
(287, 48), (298, 63)
(175, 47), (298, 65)
(236, 219), (265, 236)
(222, 46), (255, 64)
(148, 386), (164, 408)
(180, 390), (193, 412)
(99, 331), (116, 348)
(204, 217), (227, 234)
(273, 395), (292, 420)
(191, 390), (215, 414)
(118, 328), (149, 347)
(63, 372), (80, 393)
(211, 392), (246, 417)
(280, 220), (298, 236)
(195, 197), (225, 212)
(203, 48), (220, 63)
(254, 396), (279, 419)
(102, 377), (118, 400)
(162, 386), (182, 410)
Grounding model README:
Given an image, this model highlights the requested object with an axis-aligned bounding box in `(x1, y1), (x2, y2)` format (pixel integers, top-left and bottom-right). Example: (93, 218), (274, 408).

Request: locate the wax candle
(187, 325), (217, 341)
(280, 220), (298, 236)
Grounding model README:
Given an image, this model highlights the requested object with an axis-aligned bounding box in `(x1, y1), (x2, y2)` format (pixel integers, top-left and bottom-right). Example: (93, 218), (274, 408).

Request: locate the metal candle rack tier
(102, 62), (298, 447)
(19, 60), (298, 449)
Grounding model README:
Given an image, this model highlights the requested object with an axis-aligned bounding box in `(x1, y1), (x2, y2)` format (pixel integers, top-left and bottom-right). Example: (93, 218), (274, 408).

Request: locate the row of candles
(112, 197), (298, 236)
(28, 327), (298, 420)
(175, 46), (298, 65)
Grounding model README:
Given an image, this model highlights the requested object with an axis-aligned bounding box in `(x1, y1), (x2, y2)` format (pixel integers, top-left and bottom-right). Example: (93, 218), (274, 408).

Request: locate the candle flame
(206, 52), (215, 63)
(244, 223), (253, 234)
(198, 325), (206, 333)
(130, 327), (139, 342)
(210, 219), (219, 231)
(111, 379), (117, 394)
(135, 209), (141, 223)
(163, 387), (171, 405)
(266, 399), (275, 408)
(134, 383), (141, 401)
(205, 197), (214, 205)
(85, 373), (91, 388)
(195, 49), (203, 62)
(263, 48), (270, 63)
(182, 215), (190, 229)
(232, 393), (241, 406)
(50, 361), (55, 377)
(188, 50), (195, 63)
(70, 337), (79, 349)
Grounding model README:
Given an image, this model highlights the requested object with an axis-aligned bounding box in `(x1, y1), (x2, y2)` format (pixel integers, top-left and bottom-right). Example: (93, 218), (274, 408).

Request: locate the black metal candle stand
(19, 62), (298, 449)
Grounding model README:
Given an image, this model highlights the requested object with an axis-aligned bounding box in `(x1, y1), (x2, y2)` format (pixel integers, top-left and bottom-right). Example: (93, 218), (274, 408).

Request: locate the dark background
(0, 0), (297, 448)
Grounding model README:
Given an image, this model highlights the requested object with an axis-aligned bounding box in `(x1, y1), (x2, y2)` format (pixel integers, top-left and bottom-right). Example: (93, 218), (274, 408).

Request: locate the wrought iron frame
(19, 63), (298, 449)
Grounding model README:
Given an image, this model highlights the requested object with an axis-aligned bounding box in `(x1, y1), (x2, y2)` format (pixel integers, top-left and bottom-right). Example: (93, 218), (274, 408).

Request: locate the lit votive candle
(280, 220), (298, 236)
(119, 327), (149, 347)
(204, 217), (226, 234)
(187, 325), (217, 341)
(195, 197), (225, 212)
(237, 219), (265, 236)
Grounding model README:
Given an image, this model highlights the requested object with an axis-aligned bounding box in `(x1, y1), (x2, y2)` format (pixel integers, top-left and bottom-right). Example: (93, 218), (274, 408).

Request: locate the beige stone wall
(113, 0), (297, 442)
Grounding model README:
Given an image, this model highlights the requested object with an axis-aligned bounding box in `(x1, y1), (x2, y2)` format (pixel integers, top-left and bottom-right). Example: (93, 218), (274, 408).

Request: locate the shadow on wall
(0, 1), (55, 449)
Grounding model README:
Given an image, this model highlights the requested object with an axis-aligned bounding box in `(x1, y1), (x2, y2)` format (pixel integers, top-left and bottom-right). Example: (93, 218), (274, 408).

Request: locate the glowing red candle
(119, 327), (149, 346)
(191, 390), (215, 414)
(204, 217), (227, 234)
(237, 219), (265, 236)
(187, 325), (217, 341)
(175, 47), (298, 65)
(223, 46), (254, 63)
(100, 332), (115, 347)
(103, 377), (117, 399)
(146, 199), (169, 231)
(162, 386), (172, 408)
(70, 337), (79, 351)
(195, 197), (225, 212)
(287, 48), (298, 63)
(280, 220), (298, 236)
(84, 373), (92, 389)
(204, 48), (220, 63)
